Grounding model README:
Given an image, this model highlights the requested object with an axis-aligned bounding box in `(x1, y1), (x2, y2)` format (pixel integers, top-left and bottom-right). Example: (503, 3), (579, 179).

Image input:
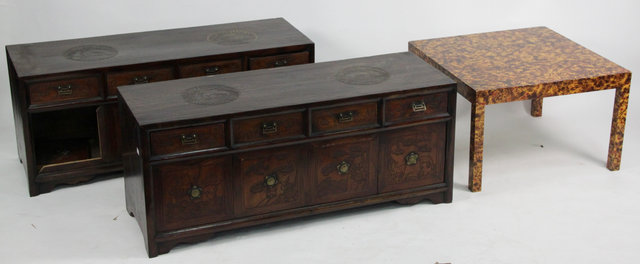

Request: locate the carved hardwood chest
(6, 18), (314, 196)
(118, 52), (456, 257)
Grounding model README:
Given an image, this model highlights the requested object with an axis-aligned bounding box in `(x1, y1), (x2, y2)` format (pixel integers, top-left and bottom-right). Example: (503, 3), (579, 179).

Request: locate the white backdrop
(1, 0), (639, 263)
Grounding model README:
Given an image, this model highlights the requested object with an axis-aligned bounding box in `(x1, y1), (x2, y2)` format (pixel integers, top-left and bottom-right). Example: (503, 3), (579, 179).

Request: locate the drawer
(178, 59), (242, 78)
(28, 76), (102, 105)
(309, 135), (378, 204)
(150, 123), (225, 157)
(311, 101), (379, 135)
(231, 110), (305, 146)
(154, 156), (233, 232)
(379, 123), (446, 193)
(248, 51), (310, 70)
(384, 92), (448, 124)
(106, 67), (175, 97)
(235, 146), (306, 216)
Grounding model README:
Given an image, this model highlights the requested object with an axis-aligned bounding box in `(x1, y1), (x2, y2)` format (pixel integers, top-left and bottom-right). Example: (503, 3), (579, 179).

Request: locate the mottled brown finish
(149, 123), (226, 157)
(384, 92), (449, 125)
(7, 18), (314, 196)
(120, 53), (456, 257)
(410, 27), (631, 192)
(309, 135), (378, 204)
(248, 51), (310, 70)
(310, 100), (379, 135)
(469, 103), (485, 192)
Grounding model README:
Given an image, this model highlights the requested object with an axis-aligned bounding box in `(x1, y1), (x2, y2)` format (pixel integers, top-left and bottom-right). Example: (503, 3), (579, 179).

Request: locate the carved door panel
(235, 146), (306, 216)
(309, 135), (378, 204)
(154, 156), (233, 232)
(379, 123), (446, 193)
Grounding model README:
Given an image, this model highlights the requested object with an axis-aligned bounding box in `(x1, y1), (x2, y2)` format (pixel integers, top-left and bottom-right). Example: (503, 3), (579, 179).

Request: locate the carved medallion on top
(207, 29), (258, 45)
(336, 66), (390, 85)
(182, 85), (239, 105)
(63, 45), (118, 61)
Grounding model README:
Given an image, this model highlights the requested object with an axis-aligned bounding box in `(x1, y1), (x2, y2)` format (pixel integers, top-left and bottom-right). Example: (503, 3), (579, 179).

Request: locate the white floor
(1, 90), (638, 264)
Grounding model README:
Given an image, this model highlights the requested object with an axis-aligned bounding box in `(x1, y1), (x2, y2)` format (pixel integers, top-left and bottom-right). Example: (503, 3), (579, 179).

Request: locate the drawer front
(178, 59), (242, 78)
(106, 67), (175, 97)
(154, 156), (233, 232)
(235, 146), (306, 216)
(379, 123), (446, 193)
(150, 123), (225, 157)
(28, 76), (102, 105)
(385, 92), (448, 124)
(248, 51), (310, 70)
(309, 135), (378, 204)
(232, 111), (304, 146)
(311, 101), (379, 135)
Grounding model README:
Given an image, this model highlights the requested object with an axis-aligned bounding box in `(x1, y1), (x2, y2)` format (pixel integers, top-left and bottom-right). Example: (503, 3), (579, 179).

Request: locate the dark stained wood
(384, 91), (449, 125)
(150, 123), (226, 157)
(120, 52), (456, 257)
(248, 51), (310, 70)
(6, 18), (314, 196)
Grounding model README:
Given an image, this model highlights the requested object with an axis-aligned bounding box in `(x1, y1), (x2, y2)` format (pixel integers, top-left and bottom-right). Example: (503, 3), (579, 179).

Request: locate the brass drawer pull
(336, 111), (354, 123)
(180, 134), (199, 145)
(262, 121), (278, 135)
(405, 152), (419, 165)
(188, 185), (202, 200)
(337, 161), (351, 174)
(132, 75), (150, 84)
(204, 66), (220, 75)
(274, 59), (288, 67)
(56, 84), (73, 96)
(264, 173), (279, 187)
(411, 101), (427, 112)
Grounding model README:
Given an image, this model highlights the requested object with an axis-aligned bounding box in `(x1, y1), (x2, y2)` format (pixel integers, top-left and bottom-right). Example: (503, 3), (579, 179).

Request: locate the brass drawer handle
(411, 101), (428, 112)
(337, 161), (351, 174)
(336, 111), (354, 123)
(204, 66), (220, 75)
(405, 152), (419, 165)
(132, 75), (150, 84)
(262, 121), (278, 135)
(188, 185), (202, 200)
(274, 59), (288, 67)
(56, 84), (73, 96)
(181, 134), (199, 145)
(264, 173), (279, 187)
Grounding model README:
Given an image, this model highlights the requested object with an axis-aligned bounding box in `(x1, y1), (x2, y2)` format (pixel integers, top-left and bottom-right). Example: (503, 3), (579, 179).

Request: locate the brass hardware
(188, 185), (202, 199)
(337, 161), (351, 174)
(405, 152), (419, 165)
(132, 75), (150, 84)
(262, 121), (278, 135)
(274, 59), (288, 67)
(181, 134), (199, 145)
(56, 84), (73, 96)
(336, 111), (354, 123)
(411, 101), (427, 112)
(264, 173), (279, 187)
(204, 66), (220, 75)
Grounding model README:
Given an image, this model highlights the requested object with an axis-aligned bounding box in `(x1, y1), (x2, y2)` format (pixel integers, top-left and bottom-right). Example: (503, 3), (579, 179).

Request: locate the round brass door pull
(337, 161), (351, 174)
(188, 185), (202, 199)
(264, 173), (279, 187)
(405, 152), (419, 165)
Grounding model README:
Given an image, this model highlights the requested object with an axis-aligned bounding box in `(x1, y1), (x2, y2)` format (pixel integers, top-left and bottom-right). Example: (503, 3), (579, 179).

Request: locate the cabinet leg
(469, 102), (485, 192)
(395, 193), (447, 205)
(531, 98), (543, 117)
(606, 85), (630, 170)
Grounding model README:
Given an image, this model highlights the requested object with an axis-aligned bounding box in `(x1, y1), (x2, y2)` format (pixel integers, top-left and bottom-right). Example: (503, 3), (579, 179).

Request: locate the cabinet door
(379, 123), (446, 193)
(235, 146), (306, 216)
(153, 156), (233, 232)
(309, 135), (378, 204)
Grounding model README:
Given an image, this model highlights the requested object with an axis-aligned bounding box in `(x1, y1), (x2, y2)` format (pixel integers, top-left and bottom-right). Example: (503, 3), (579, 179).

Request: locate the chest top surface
(6, 18), (313, 78)
(409, 27), (629, 92)
(118, 52), (455, 126)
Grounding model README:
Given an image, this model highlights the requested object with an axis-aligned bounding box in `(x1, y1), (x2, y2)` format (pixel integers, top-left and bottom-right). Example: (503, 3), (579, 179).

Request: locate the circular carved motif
(63, 45), (118, 61)
(207, 29), (257, 45)
(182, 85), (239, 105)
(336, 66), (390, 85)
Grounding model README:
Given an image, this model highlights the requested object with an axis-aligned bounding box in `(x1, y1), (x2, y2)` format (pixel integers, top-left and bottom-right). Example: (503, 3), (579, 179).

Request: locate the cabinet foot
(395, 192), (446, 205)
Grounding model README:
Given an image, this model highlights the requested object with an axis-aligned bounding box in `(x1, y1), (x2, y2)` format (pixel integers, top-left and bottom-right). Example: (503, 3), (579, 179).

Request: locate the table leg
(606, 85), (630, 170)
(531, 98), (543, 117)
(469, 102), (485, 192)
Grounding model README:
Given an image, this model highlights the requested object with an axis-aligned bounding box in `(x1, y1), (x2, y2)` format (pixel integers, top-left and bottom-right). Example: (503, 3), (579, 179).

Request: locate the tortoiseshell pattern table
(410, 27), (631, 192)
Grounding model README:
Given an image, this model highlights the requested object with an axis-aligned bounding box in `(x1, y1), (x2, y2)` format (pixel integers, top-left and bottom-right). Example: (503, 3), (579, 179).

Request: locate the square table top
(409, 27), (630, 104)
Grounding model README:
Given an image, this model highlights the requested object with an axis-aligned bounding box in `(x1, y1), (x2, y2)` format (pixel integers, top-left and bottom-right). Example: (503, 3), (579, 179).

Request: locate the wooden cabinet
(6, 18), (314, 196)
(120, 52), (456, 257)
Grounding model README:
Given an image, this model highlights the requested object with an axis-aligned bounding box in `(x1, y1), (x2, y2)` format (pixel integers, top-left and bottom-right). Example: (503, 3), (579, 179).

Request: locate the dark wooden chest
(118, 52), (457, 257)
(6, 18), (314, 196)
